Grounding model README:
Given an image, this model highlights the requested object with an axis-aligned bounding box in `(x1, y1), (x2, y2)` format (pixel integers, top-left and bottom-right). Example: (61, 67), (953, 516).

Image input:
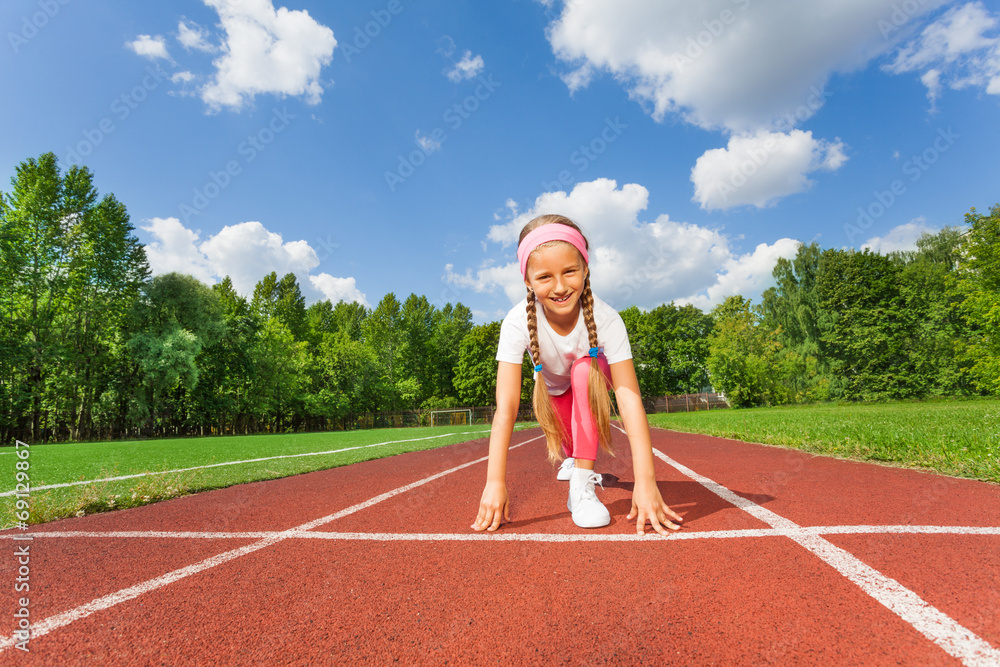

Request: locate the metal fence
(345, 406), (536, 430)
(647, 392), (729, 414)
(332, 393), (727, 432)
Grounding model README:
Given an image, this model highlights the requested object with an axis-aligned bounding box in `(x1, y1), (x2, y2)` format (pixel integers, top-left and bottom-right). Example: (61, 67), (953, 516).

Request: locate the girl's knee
(571, 355), (611, 388)
(570, 356), (592, 387)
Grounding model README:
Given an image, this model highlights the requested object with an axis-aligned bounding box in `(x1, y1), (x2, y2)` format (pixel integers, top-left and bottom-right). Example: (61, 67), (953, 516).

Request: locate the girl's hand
(627, 479), (683, 536)
(471, 480), (509, 531)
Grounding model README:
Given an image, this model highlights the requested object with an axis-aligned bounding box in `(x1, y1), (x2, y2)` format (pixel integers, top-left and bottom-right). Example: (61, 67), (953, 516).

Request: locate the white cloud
(560, 63), (593, 92)
(127, 2), (337, 112)
(199, 0), (337, 112)
(415, 130), (442, 153)
(198, 220), (319, 299)
(446, 50), (485, 82)
(545, 0), (947, 131)
(885, 2), (1000, 106)
(680, 238), (803, 312)
(141, 217), (215, 283)
(177, 19), (216, 53)
(861, 218), (937, 254)
(445, 262), (525, 306)
(451, 178), (800, 311)
(310, 274), (370, 308)
(690, 130), (848, 210)
(127, 34), (171, 61)
(140, 218), (368, 306)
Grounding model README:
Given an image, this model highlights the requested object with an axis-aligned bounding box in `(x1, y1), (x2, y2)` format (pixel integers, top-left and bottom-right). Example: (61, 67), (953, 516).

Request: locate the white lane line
(0, 429), (491, 498)
(648, 438), (1000, 667)
(6, 525), (1000, 542)
(0, 434), (541, 653)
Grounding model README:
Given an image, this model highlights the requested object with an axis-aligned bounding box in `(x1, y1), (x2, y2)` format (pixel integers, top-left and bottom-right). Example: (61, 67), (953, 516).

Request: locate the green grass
(648, 398), (1000, 484)
(1, 425), (499, 527)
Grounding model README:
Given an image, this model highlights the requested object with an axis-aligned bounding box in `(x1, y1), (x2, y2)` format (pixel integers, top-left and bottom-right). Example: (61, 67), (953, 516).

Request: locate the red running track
(2, 426), (999, 665)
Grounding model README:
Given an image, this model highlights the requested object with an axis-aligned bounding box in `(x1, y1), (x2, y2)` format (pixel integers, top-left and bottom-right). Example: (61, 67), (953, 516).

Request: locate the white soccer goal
(430, 408), (473, 427)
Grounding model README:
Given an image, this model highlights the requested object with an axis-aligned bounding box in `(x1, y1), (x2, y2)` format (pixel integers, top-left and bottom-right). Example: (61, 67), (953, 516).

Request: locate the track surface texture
(2, 426), (999, 665)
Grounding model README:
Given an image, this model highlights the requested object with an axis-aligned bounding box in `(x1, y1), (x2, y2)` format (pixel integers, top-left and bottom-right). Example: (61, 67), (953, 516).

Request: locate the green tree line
(1, 154), (997, 441)
(707, 212), (1000, 407)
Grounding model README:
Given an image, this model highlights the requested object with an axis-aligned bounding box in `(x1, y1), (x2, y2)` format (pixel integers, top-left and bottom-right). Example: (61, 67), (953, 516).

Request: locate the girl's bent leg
(550, 389), (574, 459)
(568, 355), (612, 464)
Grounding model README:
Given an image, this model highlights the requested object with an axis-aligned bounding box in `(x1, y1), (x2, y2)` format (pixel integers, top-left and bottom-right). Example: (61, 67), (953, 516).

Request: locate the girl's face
(524, 242), (588, 321)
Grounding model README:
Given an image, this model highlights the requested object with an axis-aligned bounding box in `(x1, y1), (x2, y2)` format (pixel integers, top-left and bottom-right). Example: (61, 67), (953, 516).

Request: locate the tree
(307, 330), (383, 424)
(331, 300), (368, 340)
(251, 271), (279, 320)
(0, 153), (149, 441)
(760, 242), (834, 401)
(399, 293), (436, 405)
(189, 277), (259, 434)
(620, 305), (663, 398)
(762, 243), (830, 359)
(706, 296), (785, 408)
(364, 293), (405, 408)
(1, 153), (70, 440)
(125, 273), (224, 431)
(647, 303), (713, 394)
(251, 272), (307, 341)
(249, 318), (309, 431)
(621, 303), (712, 399)
(454, 321), (502, 406)
(896, 227), (971, 396)
(953, 204), (1000, 393)
(428, 302), (473, 400)
(817, 249), (914, 400)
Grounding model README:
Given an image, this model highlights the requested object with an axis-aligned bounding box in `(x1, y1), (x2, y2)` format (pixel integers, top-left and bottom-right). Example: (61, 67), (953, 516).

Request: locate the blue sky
(2, 0), (999, 321)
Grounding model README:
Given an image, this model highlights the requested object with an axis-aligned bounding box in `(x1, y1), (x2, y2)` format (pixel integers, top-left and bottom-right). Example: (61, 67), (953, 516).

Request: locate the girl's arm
(609, 358), (684, 535)
(471, 361), (523, 531)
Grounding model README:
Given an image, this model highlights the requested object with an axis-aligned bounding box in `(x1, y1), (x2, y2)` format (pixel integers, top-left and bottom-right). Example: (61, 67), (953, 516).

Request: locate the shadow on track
(600, 475), (775, 524)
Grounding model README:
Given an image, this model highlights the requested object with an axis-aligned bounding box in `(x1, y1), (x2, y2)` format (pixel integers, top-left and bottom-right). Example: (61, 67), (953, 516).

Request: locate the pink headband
(516, 224), (590, 278)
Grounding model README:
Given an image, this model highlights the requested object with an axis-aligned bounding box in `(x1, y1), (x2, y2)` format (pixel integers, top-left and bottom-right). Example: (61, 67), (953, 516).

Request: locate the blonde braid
(527, 289), (566, 461)
(581, 275), (614, 454)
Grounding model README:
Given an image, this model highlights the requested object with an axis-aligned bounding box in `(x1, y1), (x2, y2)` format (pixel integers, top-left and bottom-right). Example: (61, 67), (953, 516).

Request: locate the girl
(471, 214), (684, 535)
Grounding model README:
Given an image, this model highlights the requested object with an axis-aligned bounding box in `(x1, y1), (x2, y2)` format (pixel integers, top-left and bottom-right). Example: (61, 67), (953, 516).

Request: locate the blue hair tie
(534, 364), (543, 373)
(588, 347), (601, 358)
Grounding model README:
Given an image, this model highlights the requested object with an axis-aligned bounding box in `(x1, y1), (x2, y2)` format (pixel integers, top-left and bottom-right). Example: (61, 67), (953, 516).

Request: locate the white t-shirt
(496, 294), (632, 396)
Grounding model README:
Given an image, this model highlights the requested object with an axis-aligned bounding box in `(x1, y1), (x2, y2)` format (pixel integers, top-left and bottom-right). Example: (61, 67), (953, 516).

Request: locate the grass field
(1, 425), (499, 527)
(648, 398), (1000, 485)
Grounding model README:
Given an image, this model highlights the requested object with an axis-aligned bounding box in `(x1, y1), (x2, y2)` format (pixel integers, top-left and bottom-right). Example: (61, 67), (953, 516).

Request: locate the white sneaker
(567, 468), (611, 528)
(557, 457), (575, 481)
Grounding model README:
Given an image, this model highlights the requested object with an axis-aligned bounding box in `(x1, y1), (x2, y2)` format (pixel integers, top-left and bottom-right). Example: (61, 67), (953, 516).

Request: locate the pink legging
(549, 355), (612, 462)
